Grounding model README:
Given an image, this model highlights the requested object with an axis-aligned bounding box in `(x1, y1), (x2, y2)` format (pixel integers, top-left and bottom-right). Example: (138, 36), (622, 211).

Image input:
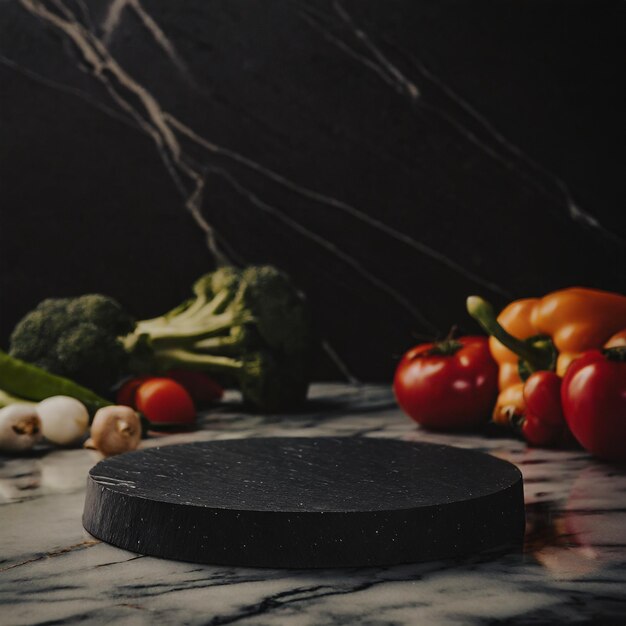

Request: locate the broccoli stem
(134, 287), (235, 333)
(151, 347), (244, 375)
(168, 289), (232, 326)
(134, 310), (252, 344)
(194, 335), (242, 353)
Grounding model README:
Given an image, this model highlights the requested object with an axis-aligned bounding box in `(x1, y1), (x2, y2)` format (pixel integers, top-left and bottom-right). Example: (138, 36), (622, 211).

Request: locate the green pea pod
(0, 350), (111, 416)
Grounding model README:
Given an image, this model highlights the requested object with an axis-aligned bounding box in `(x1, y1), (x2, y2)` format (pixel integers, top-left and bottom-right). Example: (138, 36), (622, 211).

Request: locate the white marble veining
(1, 384), (625, 625)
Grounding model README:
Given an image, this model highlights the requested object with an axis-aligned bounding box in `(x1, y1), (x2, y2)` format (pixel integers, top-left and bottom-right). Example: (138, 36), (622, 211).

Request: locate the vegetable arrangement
(4, 265), (623, 465)
(9, 265), (313, 412)
(1, 264), (314, 456)
(395, 287), (626, 463)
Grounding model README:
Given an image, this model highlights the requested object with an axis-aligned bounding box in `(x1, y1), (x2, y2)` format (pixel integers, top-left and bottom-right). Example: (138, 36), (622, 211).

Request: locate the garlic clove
(0, 404), (42, 452)
(89, 406), (141, 457)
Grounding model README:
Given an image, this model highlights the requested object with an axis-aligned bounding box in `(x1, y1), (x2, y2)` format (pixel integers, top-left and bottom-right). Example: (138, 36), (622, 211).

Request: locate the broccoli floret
(56, 322), (129, 394)
(9, 295), (135, 395)
(188, 267), (312, 357)
(9, 266), (314, 411)
(232, 266), (313, 356)
(9, 298), (71, 363)
(66, 294), (135, 336)
(125, 265), (315, 411)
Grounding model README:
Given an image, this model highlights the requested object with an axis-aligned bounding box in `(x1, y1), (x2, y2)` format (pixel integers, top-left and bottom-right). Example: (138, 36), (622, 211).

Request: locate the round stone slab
(83, 437), (524, 568)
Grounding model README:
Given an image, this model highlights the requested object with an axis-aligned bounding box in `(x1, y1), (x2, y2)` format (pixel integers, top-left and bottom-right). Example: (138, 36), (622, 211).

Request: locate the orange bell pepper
(468, 288), (626, 424)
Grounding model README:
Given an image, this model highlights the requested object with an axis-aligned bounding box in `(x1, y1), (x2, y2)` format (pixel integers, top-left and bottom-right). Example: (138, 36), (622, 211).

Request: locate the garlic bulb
(37, 396), (89, 446)
(86, 406), (141, 457)
(0, 404), (42, 452)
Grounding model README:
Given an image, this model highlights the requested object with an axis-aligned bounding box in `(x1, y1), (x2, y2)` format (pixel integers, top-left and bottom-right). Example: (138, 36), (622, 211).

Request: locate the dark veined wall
(1, 0), (624, 380)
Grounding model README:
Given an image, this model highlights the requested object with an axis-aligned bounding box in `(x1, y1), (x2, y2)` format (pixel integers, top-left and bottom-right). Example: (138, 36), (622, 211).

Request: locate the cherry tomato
(520, 371), (579, 448)
(522, 415), (558, 447)
(116, 376), (150, 407)
(393, 336), (498, 430)
(163, 370), (223, 406)
(135, 378), (196, 425)
(523, 371), (565, 428)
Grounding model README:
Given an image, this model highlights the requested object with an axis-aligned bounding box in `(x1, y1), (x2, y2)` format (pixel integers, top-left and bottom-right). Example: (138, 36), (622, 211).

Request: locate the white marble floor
(1, 384), (625, 625)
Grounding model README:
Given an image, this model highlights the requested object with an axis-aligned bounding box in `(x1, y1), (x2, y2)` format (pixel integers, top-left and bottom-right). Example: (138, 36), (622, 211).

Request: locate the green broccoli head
(56, 322), (130, 394)
(8, 298), (71, 366)
(232, 266), (314, 357)
(131, 265), (315, 411)
(9, 295), (135, 395)
(66, 294), (135, 336)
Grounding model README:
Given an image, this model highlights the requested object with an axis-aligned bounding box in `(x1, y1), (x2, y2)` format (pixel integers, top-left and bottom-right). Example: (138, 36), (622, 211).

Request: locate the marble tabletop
(1, 383), (625, 625)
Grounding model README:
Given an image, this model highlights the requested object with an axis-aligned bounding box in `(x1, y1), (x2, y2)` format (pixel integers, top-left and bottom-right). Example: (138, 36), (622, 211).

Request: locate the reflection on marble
(1, 384), (625, 625)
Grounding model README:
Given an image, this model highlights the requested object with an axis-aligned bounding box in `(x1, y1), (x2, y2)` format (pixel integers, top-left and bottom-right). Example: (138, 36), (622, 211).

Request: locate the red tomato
(135, 378), (196, 425)
(116, 376), (151, 407)
(523, 371), (565, 428)
(561, 349), (626, 462)
(521, 371), (573, 448)
(522, 415), (556, 447)
(163, 370), (224, 406)
(393, 336), (498, 430)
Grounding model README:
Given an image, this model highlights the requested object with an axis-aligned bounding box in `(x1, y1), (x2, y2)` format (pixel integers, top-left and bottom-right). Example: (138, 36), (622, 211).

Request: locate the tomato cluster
(117, 370), (223, 429)
(394, 336), (626, 462)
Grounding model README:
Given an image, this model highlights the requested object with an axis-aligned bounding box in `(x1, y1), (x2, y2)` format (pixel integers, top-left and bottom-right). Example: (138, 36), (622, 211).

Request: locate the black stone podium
(83, 437), (524, 568)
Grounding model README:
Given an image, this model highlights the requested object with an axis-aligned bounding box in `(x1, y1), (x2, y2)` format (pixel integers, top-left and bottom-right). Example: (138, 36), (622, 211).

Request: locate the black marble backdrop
(1, 0), (624, 380)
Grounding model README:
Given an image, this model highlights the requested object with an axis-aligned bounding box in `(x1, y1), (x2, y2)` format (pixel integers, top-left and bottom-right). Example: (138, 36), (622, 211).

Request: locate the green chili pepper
(0, 350), (111, 415)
